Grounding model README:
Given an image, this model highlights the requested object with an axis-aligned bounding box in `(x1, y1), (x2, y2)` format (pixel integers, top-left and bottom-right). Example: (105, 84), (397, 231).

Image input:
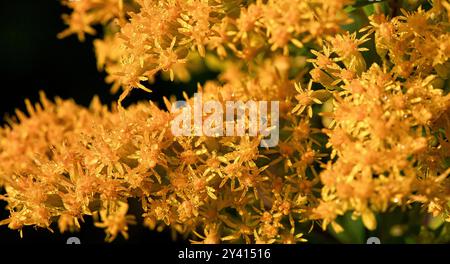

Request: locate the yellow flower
(292, 81), (323, 118)
(95, 202), (136, 242)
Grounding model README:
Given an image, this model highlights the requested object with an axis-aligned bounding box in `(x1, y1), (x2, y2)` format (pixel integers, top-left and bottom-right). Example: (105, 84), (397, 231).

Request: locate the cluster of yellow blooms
(0, 0), (449, 243)
(63, 0), (354, 99)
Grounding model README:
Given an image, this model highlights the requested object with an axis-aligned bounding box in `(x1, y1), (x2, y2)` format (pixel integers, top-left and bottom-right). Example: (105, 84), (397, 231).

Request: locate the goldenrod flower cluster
(0, 0), (449, 243)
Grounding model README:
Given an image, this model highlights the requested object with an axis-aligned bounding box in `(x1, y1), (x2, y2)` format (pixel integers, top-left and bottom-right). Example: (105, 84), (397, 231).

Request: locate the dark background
(0, 0), (193, 244)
